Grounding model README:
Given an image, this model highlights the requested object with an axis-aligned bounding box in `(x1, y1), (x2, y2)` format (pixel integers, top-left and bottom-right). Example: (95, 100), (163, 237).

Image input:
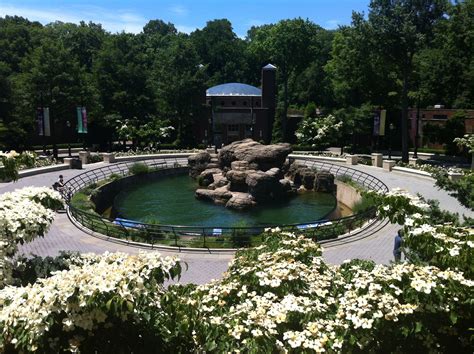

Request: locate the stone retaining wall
(91, 167), (188, 214)
(335, 180), (362, 209)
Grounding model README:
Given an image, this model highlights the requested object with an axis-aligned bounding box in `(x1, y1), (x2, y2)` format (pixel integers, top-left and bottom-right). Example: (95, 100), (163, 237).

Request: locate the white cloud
(169, 5), (188, 16)
(325, 19), (341, 29)
(176, 24), (198, 34)
(0, 3), (146, 33)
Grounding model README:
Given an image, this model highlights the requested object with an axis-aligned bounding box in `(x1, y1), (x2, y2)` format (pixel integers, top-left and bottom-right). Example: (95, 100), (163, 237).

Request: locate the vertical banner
(37, 107), (44, 136)
(76, 106), (88, 133)
(379, 110), (386, 136)
(43, 107), (51, 137)
(81, 106), (88, 133)
(373, 111), (381, 136)
(76, 106), (83, 133)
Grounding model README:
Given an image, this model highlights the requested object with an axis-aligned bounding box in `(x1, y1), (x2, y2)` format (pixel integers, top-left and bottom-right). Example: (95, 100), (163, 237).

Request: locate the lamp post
(66, 120), (72, 157)
(413, 97), (420, 159)
(388, 123), (395, 160)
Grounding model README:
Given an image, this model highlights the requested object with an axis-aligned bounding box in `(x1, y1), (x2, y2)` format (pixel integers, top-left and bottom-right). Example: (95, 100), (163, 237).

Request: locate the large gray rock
(208, 175), (229, 190)
(198, 168), (222, 186)
(231, 160), (249, 171)
(218, 139), (292, 171)
(226, 170), (249, 192)
(225, 192), (256, 210)
(188, 152), (211, 178)
(314, 172), (335, 192)
(195, 187), (232, 204)
(265, 167), (282, 179)
(301, 170), (316, 190)
(246, 171), (280, 201)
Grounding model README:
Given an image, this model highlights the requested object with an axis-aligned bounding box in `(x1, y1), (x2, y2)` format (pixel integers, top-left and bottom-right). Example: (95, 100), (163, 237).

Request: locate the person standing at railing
(393, 229), (403, 262)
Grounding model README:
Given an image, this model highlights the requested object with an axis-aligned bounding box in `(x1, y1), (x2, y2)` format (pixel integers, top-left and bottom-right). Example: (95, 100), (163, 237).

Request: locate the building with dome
(197, 64), (276, 146)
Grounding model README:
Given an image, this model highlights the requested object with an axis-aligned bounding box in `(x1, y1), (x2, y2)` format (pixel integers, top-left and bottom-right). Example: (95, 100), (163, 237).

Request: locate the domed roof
(206, 83), (262, 97)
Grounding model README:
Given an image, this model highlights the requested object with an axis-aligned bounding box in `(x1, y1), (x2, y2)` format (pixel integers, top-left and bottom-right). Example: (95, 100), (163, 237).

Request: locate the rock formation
(188, 139), (335, 210)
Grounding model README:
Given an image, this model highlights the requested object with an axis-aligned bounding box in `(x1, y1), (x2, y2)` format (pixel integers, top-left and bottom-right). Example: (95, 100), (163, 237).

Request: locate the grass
(352, 193), (377, 214)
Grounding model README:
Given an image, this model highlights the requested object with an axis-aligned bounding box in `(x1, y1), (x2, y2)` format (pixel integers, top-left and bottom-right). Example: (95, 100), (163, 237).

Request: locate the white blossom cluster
(0, 150), (19, 160)
(295, 114), (343, 147)
(0, 251), (180, 352)
(191, 234), (473, 352)
(0, 186), (63, 288)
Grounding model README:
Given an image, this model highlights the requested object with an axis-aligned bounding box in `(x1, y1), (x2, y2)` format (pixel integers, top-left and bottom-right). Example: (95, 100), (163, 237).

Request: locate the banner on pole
(76, 107), (83, 133)
(373, 109), (387, 136)
(76, 106), (88, 133)
(81, 106), (88, 133)
(37, 107), (44, 136)
(43, 107), (51, 137)
(379, 110), (386, 136)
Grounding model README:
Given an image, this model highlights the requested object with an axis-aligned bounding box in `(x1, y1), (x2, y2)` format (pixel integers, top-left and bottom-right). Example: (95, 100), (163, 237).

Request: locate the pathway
(2, 160), (472, 284)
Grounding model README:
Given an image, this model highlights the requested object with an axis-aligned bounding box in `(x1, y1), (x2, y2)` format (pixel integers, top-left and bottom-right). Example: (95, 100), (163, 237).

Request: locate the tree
(11, 32), (86, 150)
(414, 0), (474, 108)
(190, 19), (249, 86)
(93, 32), (155, 139)
(367, 0), (449, 162)
(153, 35), (207, 146)
(248, 19), (328, 141)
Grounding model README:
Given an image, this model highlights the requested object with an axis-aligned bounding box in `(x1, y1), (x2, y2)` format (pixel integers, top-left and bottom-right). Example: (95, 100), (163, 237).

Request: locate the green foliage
(432, 169), (474, 210)
(352, 193), (377, 214)
(70, 190), (95, 213)
(230, 220), (252, 248)
(1, 4), (473, 151)
(129, 162), (149, 175)
(12, 252), (79, 286)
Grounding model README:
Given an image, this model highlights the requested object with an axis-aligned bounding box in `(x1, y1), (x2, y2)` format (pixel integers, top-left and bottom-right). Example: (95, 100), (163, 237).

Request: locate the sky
(0, 0), (369, 37)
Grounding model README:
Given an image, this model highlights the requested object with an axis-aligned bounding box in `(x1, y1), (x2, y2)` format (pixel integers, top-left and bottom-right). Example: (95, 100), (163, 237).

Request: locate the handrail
(65, 156), (387, 248)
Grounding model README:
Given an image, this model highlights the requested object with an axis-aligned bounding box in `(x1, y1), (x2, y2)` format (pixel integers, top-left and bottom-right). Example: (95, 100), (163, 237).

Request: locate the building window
(256, 101), (260, 107)
(433, 114), (448, 120)
(220, 101), (225, 106)
(243, 101), (247, 106)
(228, 124), (239, 136)
(231, 101), (236, 106)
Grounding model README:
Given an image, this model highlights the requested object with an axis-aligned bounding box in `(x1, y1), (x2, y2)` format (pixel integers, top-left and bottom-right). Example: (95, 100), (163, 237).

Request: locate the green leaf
(450, 312), (458, 324)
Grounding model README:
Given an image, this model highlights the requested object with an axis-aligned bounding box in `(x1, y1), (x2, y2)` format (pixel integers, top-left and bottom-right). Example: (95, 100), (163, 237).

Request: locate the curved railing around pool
(64, 155), (388, 249)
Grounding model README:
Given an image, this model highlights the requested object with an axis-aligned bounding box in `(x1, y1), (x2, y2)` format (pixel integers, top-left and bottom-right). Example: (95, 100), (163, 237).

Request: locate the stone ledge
(288, 154), (346, 163)
(392, 166), (433, 178)
(18, 164), (70, 178)
(115, 153), (194, 162)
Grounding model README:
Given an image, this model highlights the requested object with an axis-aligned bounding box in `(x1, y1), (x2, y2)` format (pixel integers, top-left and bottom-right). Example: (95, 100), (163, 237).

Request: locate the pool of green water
(113, 174), (337, 227)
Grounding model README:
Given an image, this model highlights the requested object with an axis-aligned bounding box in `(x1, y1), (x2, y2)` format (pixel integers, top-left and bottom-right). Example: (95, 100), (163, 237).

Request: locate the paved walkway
(2, 160), (472, 284)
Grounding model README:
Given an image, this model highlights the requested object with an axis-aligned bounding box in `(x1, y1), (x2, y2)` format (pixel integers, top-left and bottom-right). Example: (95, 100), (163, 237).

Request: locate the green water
(113, 174), (336, 227)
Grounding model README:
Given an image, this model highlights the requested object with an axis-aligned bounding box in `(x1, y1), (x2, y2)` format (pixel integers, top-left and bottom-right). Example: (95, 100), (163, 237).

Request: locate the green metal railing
(64, 156), (387, 249)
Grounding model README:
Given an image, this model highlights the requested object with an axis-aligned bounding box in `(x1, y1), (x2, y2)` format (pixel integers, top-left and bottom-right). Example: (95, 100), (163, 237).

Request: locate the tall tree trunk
(282, 68), (288, 142)
(401, 63), (410, 163)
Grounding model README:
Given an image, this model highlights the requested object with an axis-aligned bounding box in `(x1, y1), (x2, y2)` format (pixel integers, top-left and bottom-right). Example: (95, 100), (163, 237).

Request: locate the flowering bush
(295, 114), (343, 149)
(173, 233), (473, 352)
(1, 186), (473, 352)
(365, 188), (474, 278)
(0, 151), (60, 182)
(0, 151), (19, 181)
(0, 231), (472, 352)
(0, 187), (63, 288)
(363, 188), (430, 224)
(0, 252), (182, 353)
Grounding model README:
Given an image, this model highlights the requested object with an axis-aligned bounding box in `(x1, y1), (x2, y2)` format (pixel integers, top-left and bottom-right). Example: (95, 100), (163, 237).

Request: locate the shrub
(129, 162), (149, 175)
(230, 220), (252, 247)
(87, 153), (103, 163)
